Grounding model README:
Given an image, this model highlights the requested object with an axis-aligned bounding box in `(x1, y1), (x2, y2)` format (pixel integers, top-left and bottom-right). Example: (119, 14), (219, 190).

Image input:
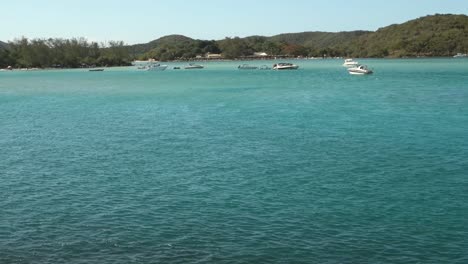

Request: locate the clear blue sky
(2, 0), (467, 44)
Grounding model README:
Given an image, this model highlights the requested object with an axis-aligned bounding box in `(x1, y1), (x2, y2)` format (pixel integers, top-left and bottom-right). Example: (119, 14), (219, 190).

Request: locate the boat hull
(184, 64), (204, 69)
(147, 65), (168, 71)
(238, 64), (258, 70)
(343, 63), (359, 68)
(273, 66), (299, 70)
(273, 63), (299, 70)
(348, 69), (373, 75)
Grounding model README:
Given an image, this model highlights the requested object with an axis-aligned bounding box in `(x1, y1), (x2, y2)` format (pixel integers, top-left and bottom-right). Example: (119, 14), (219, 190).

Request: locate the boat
(238, 64), (258, 70)
(184, 63), (204, 69)
(272, 63), (299, 70)
(133, 59), (168, 70)
(343, 58), (359, 67)
(89, 68), (104, 72)
(453, 53), (467, 58)
(132, 59), (158, 67)
(173, 67), (181, 70)
(146, 63), (168, 71)
(348, 65), (373, 75)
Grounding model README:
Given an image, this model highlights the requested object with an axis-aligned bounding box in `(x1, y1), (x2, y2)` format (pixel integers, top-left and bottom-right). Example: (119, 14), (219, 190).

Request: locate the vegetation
(342, 14), (468, 57)
(129, 14), (468, 60)
(0, 37), (130, 68)
(0, 41), (8, 49)
(1, 14), (468, 68)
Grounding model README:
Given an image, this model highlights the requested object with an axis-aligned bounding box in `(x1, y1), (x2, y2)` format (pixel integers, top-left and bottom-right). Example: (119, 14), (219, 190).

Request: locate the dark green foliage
(217, 37), (253, 59)
(343, 14), (468, 57)
(3, 37), (130, 68)
(0, 41), (8, 50)
(269, 31), (370, 49)
(131, 35), (221, 60)
(0, 48), (14, 67)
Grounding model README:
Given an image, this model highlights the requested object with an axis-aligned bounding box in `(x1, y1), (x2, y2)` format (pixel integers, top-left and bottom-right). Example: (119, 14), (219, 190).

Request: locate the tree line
(1, 14), (467, 68)
(0, 37), (130, 68)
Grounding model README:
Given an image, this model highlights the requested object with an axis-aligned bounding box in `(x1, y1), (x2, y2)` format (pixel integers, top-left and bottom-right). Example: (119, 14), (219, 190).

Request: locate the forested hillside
(342, 14), (468, 57)
(128, 14), (468, 59)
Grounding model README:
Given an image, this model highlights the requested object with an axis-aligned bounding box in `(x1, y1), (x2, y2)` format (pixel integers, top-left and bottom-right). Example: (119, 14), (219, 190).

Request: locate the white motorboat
(132, 59), (158, 67)
(272, 62), (299, 70)
(184, 63), (204, 69)
(343, 58), (359, 67)
(146, 63), (168, 71)
(133, 59), (167, 71)
(238, 64), (258, 70)
(348, 65), (373, 75)
(453, 53), (467, 58)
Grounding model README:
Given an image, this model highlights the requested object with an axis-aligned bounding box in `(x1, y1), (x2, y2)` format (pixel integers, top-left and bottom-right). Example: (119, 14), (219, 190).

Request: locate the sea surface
(1, 59), (467, 263)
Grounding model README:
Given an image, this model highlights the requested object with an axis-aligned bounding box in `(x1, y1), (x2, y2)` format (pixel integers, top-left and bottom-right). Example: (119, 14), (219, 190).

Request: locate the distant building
(253, 52), (268, 57)
(206, 53), (223, 59)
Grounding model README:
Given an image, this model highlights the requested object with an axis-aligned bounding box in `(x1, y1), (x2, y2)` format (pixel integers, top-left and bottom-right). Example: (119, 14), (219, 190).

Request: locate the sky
(2, 0), (468, 44)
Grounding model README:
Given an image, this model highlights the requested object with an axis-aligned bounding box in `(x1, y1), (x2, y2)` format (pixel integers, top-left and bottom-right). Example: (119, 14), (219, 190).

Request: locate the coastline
(2, 56), (465, 72)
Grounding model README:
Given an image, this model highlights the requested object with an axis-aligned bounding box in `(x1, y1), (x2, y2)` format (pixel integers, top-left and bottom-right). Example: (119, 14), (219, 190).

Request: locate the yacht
(343, 59), (359, 67)
(146, 63), (168, 71)
(273, 63), (299, 70)
(238, 64), (258, 70)
(348, 65), (373, 75)
(184, 63), (204, 69)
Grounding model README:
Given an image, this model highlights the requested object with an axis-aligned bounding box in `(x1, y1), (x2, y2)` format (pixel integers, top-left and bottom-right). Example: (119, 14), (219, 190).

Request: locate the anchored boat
(273, 63), (299, 70)
(348, 65), (373, 75)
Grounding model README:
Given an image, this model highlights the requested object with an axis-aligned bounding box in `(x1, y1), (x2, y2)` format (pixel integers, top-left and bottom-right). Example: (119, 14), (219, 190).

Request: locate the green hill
(128, 34), (195, 55)
(128, 14), (468, 59)
(128, 34), (221, 60)
(268, 31), (370, 48)
(345, 14), (468, 57)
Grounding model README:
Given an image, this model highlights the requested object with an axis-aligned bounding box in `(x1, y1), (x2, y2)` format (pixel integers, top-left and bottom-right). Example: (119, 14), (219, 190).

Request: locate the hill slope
(268, 31), (370, 48)
(128, 14), (468, 59)
(0, 41), (8, 49)
(346, 14), (468, 57)
(128, 35), (196, 55)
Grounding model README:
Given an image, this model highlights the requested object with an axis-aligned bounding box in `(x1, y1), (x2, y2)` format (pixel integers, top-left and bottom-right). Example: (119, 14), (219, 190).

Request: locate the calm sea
(1, 59), (467, 263)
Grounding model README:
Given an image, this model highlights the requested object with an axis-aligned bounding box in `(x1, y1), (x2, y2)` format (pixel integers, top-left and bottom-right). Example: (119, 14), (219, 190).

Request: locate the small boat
(343, 58), (359, 67)
(273, 63), (299, 70)
(453, 53), (467, 58)
(173, 67), (181, 70)
(184, 63), (204, 69)
(146, 64), (168, 71)
(132, 59), (158, 66)
(348, 65), (373, 75)
(259, 65), (271, 70)
(238, 64), (258, 70)
(89, 68), (104, 72)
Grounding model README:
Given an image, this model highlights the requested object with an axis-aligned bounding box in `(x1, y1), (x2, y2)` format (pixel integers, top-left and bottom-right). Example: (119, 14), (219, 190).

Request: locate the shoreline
(0, 56), (464, 72)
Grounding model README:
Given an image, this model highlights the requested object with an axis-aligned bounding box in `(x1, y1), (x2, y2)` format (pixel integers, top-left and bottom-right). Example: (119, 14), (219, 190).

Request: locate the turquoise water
(1, 59), (468, 263)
